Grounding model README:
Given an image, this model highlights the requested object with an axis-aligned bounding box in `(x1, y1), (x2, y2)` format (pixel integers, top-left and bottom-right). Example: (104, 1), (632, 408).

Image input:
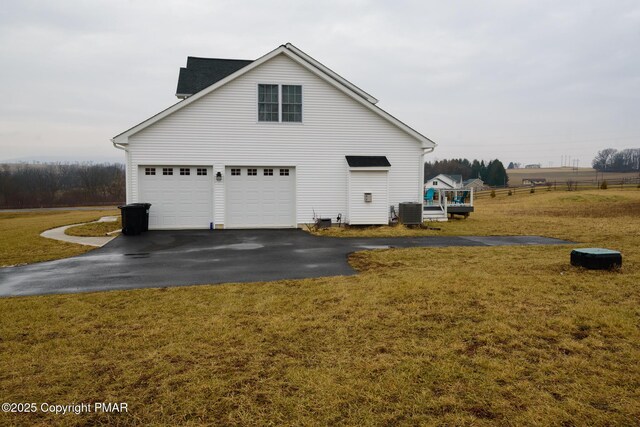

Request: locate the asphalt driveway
(0, 230), (570, 297)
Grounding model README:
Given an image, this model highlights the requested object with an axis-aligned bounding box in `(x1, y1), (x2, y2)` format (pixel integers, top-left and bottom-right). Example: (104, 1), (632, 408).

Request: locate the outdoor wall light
(216, 172), (222, 182)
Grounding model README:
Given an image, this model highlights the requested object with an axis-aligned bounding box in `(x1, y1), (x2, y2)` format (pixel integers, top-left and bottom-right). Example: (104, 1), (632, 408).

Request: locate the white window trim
(257, 83), (303, 124)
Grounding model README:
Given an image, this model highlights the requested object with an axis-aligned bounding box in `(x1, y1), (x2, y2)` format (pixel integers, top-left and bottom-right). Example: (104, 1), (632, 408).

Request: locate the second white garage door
(225, 166), (295, 228)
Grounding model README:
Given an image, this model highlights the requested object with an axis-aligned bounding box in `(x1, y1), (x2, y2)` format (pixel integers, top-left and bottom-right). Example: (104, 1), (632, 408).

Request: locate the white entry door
(225, 166), (295, 228)
(138, 166), (213, 229)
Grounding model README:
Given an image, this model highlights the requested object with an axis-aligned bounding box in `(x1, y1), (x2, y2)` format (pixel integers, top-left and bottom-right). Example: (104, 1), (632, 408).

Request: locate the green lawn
(0, 191), (639, 426)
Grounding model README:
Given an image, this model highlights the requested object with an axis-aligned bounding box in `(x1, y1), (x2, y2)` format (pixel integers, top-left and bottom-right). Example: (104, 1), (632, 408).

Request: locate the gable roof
(425, 174), (462, 188)
(112, 43), (436, 149)
(345, 156), (391, 167)
(443, 174), (463, 184)
(176, 57), (253, 98)
(463, 178), (484, 185)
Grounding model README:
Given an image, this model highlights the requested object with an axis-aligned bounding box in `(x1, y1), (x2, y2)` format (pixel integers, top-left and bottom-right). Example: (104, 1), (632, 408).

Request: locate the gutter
(111, 138), (128, 151)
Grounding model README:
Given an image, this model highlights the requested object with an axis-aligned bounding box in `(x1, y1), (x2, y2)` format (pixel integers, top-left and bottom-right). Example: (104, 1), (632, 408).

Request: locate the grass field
(1, 191), (639, 425)
(0, 209), (119, 267)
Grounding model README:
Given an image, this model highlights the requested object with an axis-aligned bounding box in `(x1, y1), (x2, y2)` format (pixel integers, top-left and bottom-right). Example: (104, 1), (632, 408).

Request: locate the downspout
(419, 146), (435, 221)
(111, 138), (129, 203)
(420, 146), (435, 200)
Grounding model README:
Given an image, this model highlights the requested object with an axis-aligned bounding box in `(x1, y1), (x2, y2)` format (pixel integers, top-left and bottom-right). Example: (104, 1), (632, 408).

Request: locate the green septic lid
(572, 248), (621, 255)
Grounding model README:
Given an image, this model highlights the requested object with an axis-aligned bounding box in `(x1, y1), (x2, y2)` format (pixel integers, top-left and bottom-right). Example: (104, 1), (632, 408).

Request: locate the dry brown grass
(1, 192), (639, 425)
(0, 209), (119, 267)
(507, 167), (639, 184)
(65, 217), (122, 237)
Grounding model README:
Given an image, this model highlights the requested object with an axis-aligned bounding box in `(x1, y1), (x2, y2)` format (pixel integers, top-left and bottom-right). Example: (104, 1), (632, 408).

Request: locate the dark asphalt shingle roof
(345, 156), (391, 167)
(176, 57), (253, 96)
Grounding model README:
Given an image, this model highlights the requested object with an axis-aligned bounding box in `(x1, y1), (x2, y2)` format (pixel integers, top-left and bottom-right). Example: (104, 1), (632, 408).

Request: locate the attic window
(433, 181), (438, 185)
(258, 84), (279, 122)
(282, 85), (302, 122)
(258, 84), (302, 123)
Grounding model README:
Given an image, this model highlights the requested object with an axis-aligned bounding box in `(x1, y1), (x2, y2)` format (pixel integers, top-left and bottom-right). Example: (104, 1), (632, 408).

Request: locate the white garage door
(138, 166), (213, 229)
(225, 166), (295, 228)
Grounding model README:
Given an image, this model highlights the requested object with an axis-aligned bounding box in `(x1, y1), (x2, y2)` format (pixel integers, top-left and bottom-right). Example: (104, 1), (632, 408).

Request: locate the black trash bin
(118, 204), (147, 235)
(131, 203), (152, 231)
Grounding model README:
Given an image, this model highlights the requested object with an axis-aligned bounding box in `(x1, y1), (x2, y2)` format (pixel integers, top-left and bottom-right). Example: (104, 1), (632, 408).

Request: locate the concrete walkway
(40, 216), (120, 247)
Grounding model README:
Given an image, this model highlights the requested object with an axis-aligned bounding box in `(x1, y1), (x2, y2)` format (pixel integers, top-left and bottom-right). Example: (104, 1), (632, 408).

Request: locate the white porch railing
(422, 188), (474, 221)
(436, 188), (474, 207)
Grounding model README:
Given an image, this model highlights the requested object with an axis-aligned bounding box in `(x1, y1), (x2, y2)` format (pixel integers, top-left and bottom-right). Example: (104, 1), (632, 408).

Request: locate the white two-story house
(112, 43), (436, 229)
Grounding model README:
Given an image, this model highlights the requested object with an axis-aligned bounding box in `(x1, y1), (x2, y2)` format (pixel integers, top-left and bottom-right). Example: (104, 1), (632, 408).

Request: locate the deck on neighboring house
(423, 189), (474, 221)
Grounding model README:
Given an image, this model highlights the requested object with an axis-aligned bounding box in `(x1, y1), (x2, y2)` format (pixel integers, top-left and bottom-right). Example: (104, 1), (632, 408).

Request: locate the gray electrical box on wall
(364, 193), (372, 203)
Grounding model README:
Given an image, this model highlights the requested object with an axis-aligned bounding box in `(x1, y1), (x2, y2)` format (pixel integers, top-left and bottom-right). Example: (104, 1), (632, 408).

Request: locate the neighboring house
(525, 164), (541, 168)
(424, 174), (463, 191)
(522, 178), (547, 185)
(112, 43), (436, 229)
(462, 178), (485, 191)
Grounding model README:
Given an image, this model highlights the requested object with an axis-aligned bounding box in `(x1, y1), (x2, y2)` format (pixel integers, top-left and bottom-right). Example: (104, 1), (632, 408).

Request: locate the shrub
(490, 190), (496, 198)
(530, 187), (535, 194)
(601, 180), (608, 190)
(508, 190), (512, 196)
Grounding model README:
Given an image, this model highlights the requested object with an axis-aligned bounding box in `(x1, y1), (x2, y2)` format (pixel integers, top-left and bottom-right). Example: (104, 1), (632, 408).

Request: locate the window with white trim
(197, 168), (207, 176)
(145, 167), (156, 176)
(263, 168), (273, 176)
(247, 168), (257, 176)
(163, 168), (173, 176)
(258, 84), (302, 123)
(282, 85), (302, 122)
(180, 168), (190, 176)
(231, 168), (241, 176)
(258, 84), (279, 122)
(279, 168), (290, 176)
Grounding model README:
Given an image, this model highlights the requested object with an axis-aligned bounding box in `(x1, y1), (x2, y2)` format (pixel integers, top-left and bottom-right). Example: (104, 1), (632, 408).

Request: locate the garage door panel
(139, 166), (213, 229)
(226, 166), (295, 228)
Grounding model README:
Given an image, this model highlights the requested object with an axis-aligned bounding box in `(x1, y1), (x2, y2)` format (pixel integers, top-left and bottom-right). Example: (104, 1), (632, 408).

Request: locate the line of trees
(0, 163), (125, 209)
(592, 148), (640, 172)
(424, 158), (508, 186)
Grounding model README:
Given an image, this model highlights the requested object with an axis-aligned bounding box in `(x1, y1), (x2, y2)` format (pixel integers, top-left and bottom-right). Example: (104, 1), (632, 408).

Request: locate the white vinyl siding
(126, 53), (423, 227)
(348, 170), (389, 225)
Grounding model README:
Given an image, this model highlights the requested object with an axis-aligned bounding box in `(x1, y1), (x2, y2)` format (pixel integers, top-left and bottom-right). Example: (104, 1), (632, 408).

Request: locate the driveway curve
(0, 230), (570, 297)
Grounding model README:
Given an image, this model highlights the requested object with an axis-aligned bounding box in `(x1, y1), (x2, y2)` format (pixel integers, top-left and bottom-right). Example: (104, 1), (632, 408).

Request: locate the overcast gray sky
(1, 0), (639, 166)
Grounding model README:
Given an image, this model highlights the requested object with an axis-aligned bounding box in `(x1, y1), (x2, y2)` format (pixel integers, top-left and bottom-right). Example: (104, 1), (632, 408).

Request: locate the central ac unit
(398, 202), (422, 225)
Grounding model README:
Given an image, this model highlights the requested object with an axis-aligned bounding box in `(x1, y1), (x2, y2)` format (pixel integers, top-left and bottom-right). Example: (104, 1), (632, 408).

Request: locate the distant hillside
(507, 167), (639, 185)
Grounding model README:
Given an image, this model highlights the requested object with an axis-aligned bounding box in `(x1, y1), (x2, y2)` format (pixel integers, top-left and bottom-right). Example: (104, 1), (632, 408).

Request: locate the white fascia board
(284, 43), (379, 104)
(112, 45), (289, 144)
(282, 49), (436, 149)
